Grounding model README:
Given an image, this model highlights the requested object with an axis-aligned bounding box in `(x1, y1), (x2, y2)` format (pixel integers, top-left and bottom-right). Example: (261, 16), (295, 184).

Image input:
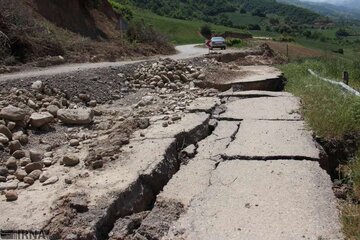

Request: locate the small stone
(14, 169), (27, 181)
(57, 108), (94, 125)
(43, 158), (52, 167)
(6, 157), (17, 170)
(9, 140), (21, 153)
(88, 100), (97, 107)
(162, 122), (168, 128)
(31, 80), (43, 91)
(0, 176), (6, 182)
(19, 135), (29, 145)
(28, 169), (42, 180)
(42, 176), (59, 186)
(65, 177), (73, 184)
(39, 172), (51, 183)
(0, 167), (8, 177)
(46, 105), (59, 117)
(28, 99), (38, 109)
(12, 150), (26, 159)
(137, 118), (150, 129)
(5, 190), (18, 201)
(25, 162), (43, 174)
(69, 197), (88, 213)
(23, 176), (35, 185)
(69, 139), (80, 147)
(0, 133), (9, 144)
(20, 158), (31, 167)
(7, 121), (16, 130)
(30, 112), (54, 128)
(92, 160), (103, 169)
(0, 105), (27, 121)
(0, 125), (12, 139)
(29, 149), (43, 162)
(63, 155), (80, 167)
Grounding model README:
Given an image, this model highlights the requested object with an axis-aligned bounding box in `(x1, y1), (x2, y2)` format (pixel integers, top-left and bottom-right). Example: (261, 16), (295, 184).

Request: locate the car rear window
(212, 37), (224, 41)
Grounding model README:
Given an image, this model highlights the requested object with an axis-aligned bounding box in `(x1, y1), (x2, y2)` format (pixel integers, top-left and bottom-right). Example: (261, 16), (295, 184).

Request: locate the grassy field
(132, 9), (249, 45)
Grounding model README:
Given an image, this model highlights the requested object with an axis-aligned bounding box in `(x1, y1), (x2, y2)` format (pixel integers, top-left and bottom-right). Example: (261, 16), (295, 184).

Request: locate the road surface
(0, 44), (226, 82)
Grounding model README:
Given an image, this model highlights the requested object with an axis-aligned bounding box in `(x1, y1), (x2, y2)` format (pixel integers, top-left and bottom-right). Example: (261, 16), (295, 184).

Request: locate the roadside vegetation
(281, 56), (360, 240)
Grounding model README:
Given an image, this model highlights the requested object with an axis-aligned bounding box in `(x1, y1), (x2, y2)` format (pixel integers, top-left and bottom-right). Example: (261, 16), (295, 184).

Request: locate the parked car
(210, 37), (226, 50)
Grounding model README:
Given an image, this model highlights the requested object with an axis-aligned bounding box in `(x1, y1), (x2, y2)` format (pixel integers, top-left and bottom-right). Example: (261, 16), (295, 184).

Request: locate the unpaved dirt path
(0, 45), (238, 82)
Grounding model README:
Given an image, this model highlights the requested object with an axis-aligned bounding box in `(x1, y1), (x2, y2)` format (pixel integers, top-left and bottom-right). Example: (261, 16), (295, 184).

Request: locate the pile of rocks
(125, 58), (206, 92)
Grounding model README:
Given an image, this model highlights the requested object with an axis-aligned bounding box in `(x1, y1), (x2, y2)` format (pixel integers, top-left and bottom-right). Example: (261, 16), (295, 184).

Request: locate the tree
(200, 25), (212, 40)
(336, 29), (350, 38)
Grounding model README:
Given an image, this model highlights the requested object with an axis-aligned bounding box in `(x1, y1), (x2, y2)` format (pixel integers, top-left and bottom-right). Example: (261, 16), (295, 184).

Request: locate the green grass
(280, 59), (360, 139)
(132, 8), (249, 45)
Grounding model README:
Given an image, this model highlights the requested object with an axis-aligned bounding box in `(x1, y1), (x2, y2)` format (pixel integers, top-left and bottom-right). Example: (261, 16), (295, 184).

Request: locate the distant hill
(278, 0), (360, 20)
(114, 0), (323, 26)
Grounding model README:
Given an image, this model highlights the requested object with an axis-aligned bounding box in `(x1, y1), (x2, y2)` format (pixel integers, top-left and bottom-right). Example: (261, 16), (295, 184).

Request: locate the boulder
(57, 108), (94, 125)
(0, 105), (27, 121)
(30, 112), (54, 128)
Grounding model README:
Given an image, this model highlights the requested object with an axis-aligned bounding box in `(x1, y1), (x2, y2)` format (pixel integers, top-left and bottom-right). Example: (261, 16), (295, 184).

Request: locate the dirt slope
(0, 0), (174, 68)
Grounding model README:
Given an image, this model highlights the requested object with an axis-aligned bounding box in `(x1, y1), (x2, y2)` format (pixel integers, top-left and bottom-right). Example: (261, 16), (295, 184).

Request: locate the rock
(78, 94), (90, 102)
(12, 150), (26, 159)
(0, 180), (18, 190)
(43, 158), (52, 167)
(88, 100), (97, 107)
(65, 177), (73, 184)
(47, 105), (59, 117)
(42, 176), (59, 186)
(0, 105), (27, 121)
(0, 133), (9, 144)
(198, 73), (206, 80)
(180, 144), (197, 159)
(19, 134), (29, 145)
(180, 74), (189, 82)
(140, 96), (154, 106)
(14, 169), (27, 181)
(5, 190), (18, 201)
(31, 80), (43, 91)
(0, 125), (12, 139)
(69, 197), (88, 213)
(39, 172), (51, 183)
(30, 112), (54, 128)
(63, 155), (80, 167)
(25, 162), (43, 174)
(6, 157), (17, 170)
(23, 176), (34, 185)
(69, 139), (80, 147)
(28, 169), (42, 180)
(29, 149), (43, 162)
(20, 158), (31, 167)
(9, 140), (21, 153)
(137, 118), (150, 129)
(7, 121), (16, 130)
(57, 108), (94, 125)
(0, 167), (9, 177)
(28, 99), (38, 109)
(92, 160), (103, 169)
(0, 176), (6, 182)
